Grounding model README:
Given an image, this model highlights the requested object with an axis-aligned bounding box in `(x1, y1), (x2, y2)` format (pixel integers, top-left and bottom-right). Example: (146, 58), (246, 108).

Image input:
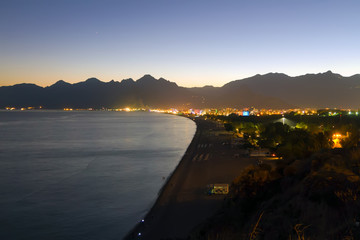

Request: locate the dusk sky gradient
(1, 0), (359, 87)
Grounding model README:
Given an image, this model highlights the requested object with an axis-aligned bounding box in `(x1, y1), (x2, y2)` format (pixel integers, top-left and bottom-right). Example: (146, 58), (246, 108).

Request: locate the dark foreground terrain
(190, 148), (360, 240)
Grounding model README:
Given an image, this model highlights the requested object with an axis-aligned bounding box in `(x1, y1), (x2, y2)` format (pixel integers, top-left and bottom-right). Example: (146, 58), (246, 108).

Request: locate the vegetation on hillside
(191, 115), (360, 239)
(212, 114), (360, 158)
(191, 149), (360, 239)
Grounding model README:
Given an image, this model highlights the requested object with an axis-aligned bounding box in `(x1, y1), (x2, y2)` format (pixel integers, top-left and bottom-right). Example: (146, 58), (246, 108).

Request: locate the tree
(276, 129), (314, 160)
(260, 122), (290, 148)
(224, 123), (233, 131)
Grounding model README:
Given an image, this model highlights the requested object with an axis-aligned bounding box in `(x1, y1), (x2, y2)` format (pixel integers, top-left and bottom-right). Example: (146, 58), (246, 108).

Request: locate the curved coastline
(0, 110), (197, 240)
(124, 115), (200, 239)
(125, 116), (255, 239)
(152, 116), (198, 204)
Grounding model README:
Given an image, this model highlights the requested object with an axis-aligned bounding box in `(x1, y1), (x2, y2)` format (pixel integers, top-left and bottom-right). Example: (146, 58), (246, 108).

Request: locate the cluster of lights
(199, 108), (320, 116)
(137, 219), (145, 237)
(111, 108), (145, 112)
(112, 108), (180, 114)
(333, 133), (342, 138)
(4, 106), (360, 118)
(332, 133), (344, 148)
(5, 106), (41, 110)
(63, 108), (94, 111)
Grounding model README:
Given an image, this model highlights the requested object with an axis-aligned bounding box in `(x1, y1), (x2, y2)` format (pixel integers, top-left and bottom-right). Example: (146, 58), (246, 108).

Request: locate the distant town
(4, 105), (360, 117)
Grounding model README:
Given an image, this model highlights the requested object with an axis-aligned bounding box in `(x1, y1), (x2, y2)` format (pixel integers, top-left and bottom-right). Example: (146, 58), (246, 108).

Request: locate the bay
(0, 110), (196, 240)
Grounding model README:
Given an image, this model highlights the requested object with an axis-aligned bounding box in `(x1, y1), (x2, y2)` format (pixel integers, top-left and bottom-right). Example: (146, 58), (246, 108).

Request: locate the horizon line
(1, 70), (359, 88)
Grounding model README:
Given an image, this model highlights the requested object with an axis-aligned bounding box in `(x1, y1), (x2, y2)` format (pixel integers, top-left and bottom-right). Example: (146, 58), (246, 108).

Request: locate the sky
(0, 0), (359, 87)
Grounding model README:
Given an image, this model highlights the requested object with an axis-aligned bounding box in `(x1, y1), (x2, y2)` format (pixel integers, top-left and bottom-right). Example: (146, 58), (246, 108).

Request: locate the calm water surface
(0, 110), (196, 240)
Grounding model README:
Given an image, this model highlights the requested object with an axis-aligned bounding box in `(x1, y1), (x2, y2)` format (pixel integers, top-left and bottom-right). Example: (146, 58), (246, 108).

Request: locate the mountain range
(1, 71), (360, 109)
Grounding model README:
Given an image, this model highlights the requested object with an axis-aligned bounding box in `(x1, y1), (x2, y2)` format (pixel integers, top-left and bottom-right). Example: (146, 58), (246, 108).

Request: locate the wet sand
(125, 117), (255, 239)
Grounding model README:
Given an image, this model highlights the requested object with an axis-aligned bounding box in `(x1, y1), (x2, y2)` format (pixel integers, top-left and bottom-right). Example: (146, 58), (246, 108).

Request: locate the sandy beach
(125, 117), (255, 239)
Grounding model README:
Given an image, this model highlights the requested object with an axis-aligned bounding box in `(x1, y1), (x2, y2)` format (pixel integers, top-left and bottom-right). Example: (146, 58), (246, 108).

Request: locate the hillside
(223, 71), (360, 109)
(190, 149), (360, 239)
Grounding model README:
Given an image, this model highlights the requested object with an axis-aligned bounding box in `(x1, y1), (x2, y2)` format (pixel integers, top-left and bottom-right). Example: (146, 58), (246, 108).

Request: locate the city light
(332, 133), (343, 148)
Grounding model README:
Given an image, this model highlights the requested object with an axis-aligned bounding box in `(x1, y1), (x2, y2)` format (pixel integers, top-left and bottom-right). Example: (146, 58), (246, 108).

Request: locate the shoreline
(125, 116), (255, 239)
(151, 115), (198, 202)
(124, 115), (200, 239)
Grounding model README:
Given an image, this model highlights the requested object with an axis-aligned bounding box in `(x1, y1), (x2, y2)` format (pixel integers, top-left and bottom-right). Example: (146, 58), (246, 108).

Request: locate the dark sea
(0, 110), (196, 240)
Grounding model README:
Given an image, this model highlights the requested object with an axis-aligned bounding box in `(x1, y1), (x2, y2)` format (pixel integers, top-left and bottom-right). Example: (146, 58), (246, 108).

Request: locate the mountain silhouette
(1, 72), (359, 109)
(223, 71), (360, 108)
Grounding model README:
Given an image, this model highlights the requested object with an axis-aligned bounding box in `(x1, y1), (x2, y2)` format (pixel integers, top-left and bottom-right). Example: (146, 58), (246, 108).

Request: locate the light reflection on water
(0, 110), (195, 240)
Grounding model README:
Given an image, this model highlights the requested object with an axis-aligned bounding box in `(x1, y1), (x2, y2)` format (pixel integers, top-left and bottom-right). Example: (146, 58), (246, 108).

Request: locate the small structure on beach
(206, 184), (229, 195)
